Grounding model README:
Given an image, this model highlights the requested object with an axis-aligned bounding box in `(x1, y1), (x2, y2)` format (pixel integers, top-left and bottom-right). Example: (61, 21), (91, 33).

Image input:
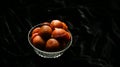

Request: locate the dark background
(0, 0), (120, 67)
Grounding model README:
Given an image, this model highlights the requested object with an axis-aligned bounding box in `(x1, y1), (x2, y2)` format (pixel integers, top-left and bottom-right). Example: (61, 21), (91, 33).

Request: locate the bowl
(28, 21), (73, 58)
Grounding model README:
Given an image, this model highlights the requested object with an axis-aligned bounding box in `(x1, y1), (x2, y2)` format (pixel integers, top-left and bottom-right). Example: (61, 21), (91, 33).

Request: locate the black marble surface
(0, 0), (120, 67)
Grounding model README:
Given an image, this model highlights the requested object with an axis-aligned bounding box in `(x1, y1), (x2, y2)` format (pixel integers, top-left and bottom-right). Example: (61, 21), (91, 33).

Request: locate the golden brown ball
(51, 28), (70, 39)
(46, 38), (60, 51)
(51, 20), (63, 29)
(32, 27), (41, 34)
(31, 33), (39, 40)
(32, 35), (45, 47)
(39, 25), (52, 39)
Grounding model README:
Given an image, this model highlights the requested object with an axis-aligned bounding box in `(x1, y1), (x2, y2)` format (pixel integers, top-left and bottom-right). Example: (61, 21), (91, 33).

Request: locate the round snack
(39, 25), (52, 39)
(32, 27), (41, 34)
(51, 20), (63, 29)
(46, 38), (60, 51)
(50, 20), (68, 30)
(32, 35), (45, 47)
(51, 28), (71, 41)
(31, 33), (39, 40)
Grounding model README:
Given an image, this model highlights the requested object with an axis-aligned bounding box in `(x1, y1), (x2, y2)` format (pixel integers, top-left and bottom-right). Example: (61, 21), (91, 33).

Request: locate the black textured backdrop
(0, 0), (120, 67)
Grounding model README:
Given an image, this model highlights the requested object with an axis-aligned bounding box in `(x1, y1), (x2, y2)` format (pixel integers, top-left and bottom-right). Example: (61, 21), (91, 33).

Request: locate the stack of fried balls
(30, 20), (71, 52)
